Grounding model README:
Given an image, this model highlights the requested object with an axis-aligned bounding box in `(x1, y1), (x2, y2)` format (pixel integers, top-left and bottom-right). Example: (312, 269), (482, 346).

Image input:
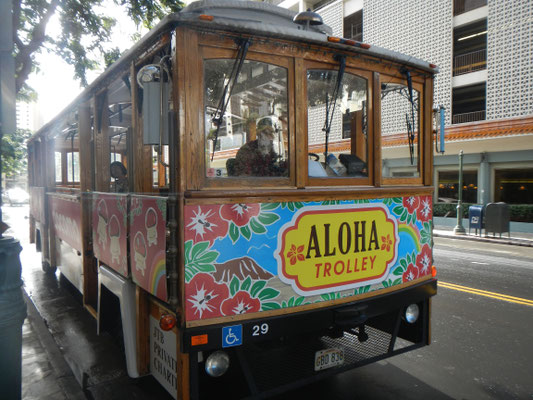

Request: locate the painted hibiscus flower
(381, 234), (393, 252)
(402, 263), (420, 282)
(287, 244), (305, 265)
(186, 273), (229, 320)
(221, 291), (261, 316)
(220, 203), (261, 227)
(416, 196), (432, 222)
(185, 205), (228, 245)
(416, 244), (432, 275)
(403, 196), (420, 214)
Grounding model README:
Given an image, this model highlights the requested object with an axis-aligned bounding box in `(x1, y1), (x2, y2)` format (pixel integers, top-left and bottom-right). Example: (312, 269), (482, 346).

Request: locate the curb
(24, 291), (87, 400)
(433, 231), (533, 248)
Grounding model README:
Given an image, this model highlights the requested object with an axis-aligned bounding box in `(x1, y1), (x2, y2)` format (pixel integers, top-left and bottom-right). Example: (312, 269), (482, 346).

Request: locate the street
(4, 205), (533, 399)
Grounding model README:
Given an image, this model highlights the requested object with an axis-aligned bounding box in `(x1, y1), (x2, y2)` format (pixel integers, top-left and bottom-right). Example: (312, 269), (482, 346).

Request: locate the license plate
(314, 348), (344, 371)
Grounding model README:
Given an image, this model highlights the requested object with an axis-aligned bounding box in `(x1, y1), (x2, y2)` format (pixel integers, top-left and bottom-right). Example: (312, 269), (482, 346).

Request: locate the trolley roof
(30, 0), (437, 140)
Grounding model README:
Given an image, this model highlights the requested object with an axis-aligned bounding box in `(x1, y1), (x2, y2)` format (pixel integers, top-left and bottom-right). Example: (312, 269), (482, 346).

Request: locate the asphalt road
(4, 206), (533, 399)
(281, 236), (533, 400)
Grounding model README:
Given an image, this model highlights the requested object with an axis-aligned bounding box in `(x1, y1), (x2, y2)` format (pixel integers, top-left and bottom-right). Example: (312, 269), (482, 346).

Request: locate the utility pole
(454, 150), (466, 235)
(0, 2), (28, 399)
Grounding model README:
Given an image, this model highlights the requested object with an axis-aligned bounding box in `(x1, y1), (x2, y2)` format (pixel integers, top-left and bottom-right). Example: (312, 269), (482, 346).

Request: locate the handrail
(453, 49), (486, 76)
(452, 110), (486, 124)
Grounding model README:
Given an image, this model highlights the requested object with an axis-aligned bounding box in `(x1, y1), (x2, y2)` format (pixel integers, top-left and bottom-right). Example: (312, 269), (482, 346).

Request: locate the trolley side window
(306, 68), (370, 182)
(204, 59), (289, 179)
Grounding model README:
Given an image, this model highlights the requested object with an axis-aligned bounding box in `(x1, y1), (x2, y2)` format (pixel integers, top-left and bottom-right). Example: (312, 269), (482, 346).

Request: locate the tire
(42, 261), (57, 274)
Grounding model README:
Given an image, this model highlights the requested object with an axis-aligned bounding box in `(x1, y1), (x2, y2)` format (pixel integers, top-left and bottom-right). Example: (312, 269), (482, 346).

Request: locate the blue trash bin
(468, 205), (484, 236)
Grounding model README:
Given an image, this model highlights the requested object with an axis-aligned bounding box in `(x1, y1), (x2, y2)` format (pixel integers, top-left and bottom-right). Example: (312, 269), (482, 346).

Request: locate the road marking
(439, 281), (533, 307)
(471, 261), (488, 265)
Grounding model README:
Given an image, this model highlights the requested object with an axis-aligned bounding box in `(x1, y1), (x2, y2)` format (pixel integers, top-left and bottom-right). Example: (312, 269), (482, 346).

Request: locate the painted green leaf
(393, 267), (404, 276)
(229, 223), (239, 243)
(250, 217), (267, 234)
(261, 302), (281, 310)
(258, 288), (280, 301)
(383, 280), (389, 288)
(257, 212), (280, 225)
(392, 278), (402, 285)
(400, 259), (408, 269)
(321, 292), (339, 301)
(185, 269), (193, 282)
(261, 202), (280, 211)
(295, 297), (305, 306)
(191, 241), (210, 260)
(241, 276), (252, 292)
(288, 297), (295, 307)
(196, 264), (216, 273)
(240, 225), (252, 240)
(230, 276), (240, 297)
(250, 281), (267, 298)
(196, 252), (218, 264)
(393, 205), (404, 216)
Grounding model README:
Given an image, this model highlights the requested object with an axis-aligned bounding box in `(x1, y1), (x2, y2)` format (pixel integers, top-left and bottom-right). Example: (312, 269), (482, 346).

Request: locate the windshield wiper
(401, 67), (416, 165)
(323, 55), (346, 160)
(211, 38), (251, 161)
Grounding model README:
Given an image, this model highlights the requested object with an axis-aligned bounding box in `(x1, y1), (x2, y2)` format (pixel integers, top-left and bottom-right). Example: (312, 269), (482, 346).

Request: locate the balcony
(452, 110), (486, 124)
(453, 49), (487, 76)
(454, 0), (487, 16)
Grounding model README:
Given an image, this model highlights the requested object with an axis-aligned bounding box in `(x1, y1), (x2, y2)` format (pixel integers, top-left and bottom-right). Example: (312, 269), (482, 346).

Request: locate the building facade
(276, 0), (533, 205)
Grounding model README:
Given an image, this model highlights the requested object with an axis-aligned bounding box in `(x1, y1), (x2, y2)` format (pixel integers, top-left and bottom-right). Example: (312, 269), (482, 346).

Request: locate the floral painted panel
(50, 195), (82, 252)
(130, 195), (168, 302)
(92, 193), (129, 277)
(184, 196), (433, 322)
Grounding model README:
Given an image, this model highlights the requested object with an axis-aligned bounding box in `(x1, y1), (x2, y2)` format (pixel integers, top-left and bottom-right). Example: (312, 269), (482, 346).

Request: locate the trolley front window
(381, 79), (422, 181)
(204, 59), (289, 179)
(306, 68), (370, 182)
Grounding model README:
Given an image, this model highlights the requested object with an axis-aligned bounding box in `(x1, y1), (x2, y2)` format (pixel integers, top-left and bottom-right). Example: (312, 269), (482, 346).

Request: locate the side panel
(184, 196), (433, 323)
(92, 193), (129, 277)
(29, 186), (46, 224)
(50, 195), (82, 252)
(130, 195), (168, 302)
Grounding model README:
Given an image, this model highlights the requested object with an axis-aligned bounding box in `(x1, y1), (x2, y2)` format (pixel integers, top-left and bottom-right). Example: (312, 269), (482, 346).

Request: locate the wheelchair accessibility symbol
(222, 325), (243, 348)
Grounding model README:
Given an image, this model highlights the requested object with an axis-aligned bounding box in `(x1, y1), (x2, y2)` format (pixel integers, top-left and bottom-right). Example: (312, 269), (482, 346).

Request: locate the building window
(453, 19), (487, 76)
(344, 10), (362, 42)
(495, 169), (533, 204)
(453, 0), (487, 16)
(438, 170), (478, 203)
(452, 83), (486, 124)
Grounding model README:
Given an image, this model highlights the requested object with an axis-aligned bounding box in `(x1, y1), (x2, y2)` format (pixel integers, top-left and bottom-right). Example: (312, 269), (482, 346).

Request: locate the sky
(27, 2), (146, 127)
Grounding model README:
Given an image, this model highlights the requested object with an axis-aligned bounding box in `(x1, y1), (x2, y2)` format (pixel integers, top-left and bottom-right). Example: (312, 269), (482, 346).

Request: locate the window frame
(197, 45), (296, 190)
(304, 60), (375, 187)
(379, 74), (425, 186)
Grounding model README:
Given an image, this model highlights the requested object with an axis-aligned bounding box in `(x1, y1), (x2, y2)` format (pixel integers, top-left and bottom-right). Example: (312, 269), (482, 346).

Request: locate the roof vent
(293, 8), (323, 30)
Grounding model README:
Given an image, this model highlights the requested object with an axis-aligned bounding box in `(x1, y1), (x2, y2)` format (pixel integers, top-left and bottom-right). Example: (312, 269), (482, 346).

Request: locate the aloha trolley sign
(276, 204), (399, 296)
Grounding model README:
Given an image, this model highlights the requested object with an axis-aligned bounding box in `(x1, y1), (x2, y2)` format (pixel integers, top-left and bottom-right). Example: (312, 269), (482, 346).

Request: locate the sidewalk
(433, 217), (533, 247)
(22, 292), (87, 400)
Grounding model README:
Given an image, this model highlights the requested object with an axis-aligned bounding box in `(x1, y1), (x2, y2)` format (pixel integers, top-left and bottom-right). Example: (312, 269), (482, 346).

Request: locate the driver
(234, 127), (287, 177)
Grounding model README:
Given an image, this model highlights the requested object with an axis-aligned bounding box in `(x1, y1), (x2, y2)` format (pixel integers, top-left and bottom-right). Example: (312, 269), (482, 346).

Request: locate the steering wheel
(308, 153), (320, 161)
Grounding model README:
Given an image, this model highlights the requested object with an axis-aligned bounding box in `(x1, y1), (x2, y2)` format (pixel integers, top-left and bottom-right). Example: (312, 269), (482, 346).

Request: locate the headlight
(404, 304), (420, 324)
(205, 351), (230, 377)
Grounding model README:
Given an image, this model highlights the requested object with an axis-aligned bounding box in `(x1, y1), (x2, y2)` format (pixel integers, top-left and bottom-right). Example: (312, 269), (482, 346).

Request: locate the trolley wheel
(42, 261), (57, 274)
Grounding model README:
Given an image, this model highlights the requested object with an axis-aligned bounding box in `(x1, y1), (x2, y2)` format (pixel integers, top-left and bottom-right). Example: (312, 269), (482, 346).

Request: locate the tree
(13, 0), (185, 97)
(1, 129), (32, 179)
